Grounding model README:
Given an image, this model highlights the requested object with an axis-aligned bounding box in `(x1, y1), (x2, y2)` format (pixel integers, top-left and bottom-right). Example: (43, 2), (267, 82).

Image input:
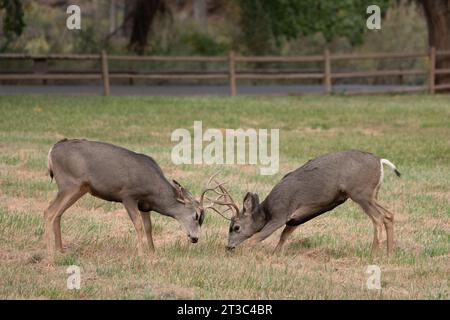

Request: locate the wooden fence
(1, 48), (450, 96)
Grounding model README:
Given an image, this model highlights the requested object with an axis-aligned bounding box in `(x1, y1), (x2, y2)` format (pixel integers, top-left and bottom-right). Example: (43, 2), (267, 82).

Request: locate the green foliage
(73, 25), (102, 54)
(181, 32), (230, 55)
(0, 0), (25, 50)
(236, 0), (275, 54)
(237, 0), (391, 54)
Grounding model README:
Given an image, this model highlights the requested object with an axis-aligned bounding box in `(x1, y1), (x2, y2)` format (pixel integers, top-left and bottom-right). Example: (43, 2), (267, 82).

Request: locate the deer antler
(200, 173), (240, 220)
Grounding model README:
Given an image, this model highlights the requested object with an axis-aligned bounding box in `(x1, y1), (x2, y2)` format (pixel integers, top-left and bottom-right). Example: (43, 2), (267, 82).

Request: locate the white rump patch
(380, 158), (397, 171)
(47, 145), (54, 172)
(376, 160), (384, 196)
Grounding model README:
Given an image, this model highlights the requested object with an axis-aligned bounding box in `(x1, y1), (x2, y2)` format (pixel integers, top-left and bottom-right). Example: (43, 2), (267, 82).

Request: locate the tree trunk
(193, 0), (208, 27)
(128, 0), (167, 54)
(109, 0), (117, 34)
(122, 1), (132, 37)
(419, 0), (450, 89)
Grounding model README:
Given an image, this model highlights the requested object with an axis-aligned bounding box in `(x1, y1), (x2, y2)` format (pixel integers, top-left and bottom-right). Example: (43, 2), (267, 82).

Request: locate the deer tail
(380, 158), (401, 177)
(47, 145), (54, 182)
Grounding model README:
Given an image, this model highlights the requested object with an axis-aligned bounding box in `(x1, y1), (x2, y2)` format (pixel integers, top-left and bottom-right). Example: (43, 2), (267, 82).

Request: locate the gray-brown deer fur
(44, 139), (204, 258)
(227, 150), (400, 255)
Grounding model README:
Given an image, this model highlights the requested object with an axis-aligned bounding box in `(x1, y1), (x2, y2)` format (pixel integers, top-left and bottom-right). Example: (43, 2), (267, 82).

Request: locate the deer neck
(252, 204), (270, 231)
(149, 183), (183, 217)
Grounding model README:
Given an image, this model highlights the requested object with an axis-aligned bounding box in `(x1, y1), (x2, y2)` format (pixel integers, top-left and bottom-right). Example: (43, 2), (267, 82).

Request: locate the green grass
(0, 94), (449, 299)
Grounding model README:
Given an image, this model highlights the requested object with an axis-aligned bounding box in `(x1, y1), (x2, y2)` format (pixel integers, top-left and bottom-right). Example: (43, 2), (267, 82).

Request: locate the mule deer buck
(207, 150), (401, 256)
(44, 139), (205, 259)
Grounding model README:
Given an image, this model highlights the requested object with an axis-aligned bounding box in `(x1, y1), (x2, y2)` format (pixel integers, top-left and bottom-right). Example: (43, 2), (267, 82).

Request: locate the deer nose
(226, 245), (235, 251)
(189, 236), (198, 243)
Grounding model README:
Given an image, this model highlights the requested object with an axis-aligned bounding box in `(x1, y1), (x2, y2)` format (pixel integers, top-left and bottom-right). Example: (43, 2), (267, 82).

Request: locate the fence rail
(0, 48), (449, 96)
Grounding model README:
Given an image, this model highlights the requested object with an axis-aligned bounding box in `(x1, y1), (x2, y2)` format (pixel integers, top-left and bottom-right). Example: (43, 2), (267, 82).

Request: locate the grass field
(0, 94), (448, 299)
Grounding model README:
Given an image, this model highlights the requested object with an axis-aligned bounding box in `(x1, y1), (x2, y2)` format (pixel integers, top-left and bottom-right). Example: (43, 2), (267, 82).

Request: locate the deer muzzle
(189, 235), (198, 243)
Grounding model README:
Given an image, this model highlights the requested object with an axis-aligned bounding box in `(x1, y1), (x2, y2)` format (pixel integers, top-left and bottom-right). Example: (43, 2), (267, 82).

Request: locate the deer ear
(243, 192), (259, 214)
(173, 180), (185, 203)
(173, 180), (182, 188)
(173, 180), (192, 204)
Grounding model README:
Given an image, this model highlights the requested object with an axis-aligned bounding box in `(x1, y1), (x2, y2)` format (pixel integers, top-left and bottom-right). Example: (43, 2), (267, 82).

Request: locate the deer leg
(53, 188), (87, 252)
(371, 217), (383, 256)
(250, 219), (286, 244)
(140, 212), (155, 253)
(44, 187), (86, 257)
(254, 206), (327, 248)
(123, 200), (146, 257)
(274, 225), (299, 253)
(44, 192), (66, 258)
(356, 200), (384, 257)
(374, 202), (395, 256)
(273, 205), (331, 252)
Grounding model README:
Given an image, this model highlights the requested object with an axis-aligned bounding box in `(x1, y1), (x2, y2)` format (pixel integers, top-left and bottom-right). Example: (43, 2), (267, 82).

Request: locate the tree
(237, 0), (391, 54)
(193, 0), (207, 27)
(0, 0), (25, 50)
(418, 0), (450, 86)
(127, 0), (170, 54)
(109, 0), (117, 34)
(237, 0), (276, 54)
(237, 0), (450, 87)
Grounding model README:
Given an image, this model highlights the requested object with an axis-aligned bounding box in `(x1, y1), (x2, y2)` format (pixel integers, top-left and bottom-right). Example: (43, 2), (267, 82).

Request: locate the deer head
(199, 174), (265, 250)
(172, 179), (205, 243)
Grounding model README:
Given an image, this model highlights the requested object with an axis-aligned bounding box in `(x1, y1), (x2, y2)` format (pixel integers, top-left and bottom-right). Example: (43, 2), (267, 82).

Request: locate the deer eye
(233, 225), (240, 232)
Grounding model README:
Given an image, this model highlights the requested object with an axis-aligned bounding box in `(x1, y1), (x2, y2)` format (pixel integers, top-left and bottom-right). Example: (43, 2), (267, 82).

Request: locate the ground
(0, 94), (448, 299)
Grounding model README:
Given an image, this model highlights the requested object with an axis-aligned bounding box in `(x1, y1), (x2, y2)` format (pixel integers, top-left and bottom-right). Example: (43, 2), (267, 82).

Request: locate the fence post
(323, 49), (331, 95)
(33, 58), (48, 85)
(101, 50), (110, 96)
(228, 50), (237, 97)
(429, 46), (436, 94)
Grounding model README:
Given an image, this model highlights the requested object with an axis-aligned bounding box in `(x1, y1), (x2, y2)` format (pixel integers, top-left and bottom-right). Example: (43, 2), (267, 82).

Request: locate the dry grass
(0, 94), (448, 299)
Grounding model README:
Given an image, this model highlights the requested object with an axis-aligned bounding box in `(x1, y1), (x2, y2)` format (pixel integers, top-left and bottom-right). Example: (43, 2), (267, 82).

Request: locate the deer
(44, 138), (205, 259)
(203, 150), (401, 256)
